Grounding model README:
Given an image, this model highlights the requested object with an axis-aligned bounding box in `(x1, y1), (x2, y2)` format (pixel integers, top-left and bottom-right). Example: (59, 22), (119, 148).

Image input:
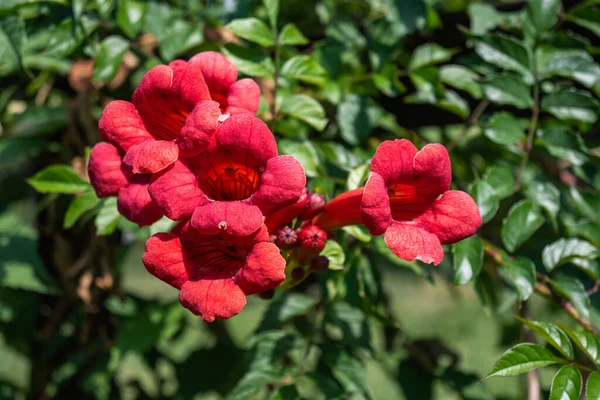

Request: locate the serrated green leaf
(95, 197), (121, 236)
(409, 43), (455, 71)
(263, 0), (279, 28)
(226, 18), (274, 47)
(453, 236), (484, 285)
(483, 73), (533, 109)
(278, 140), (320, 177)
(483, 164), (515, 199)
(321, 240), (345, 270)
(537, 48), (600, 88)
(548, 276), (592, 320)
(474, 34), (532, 81)
(279, 94), (328, 131)
(28, 165), (91, 194)
(516, 318), (574, 360)
(527, 0), (561, 32)
(501, 200), (544, 253)
(485, 343), (564, 378)
(439, 64), (482, 98)
(278, 23), (308, 46)
(549, 365), (581, 400)
(63, 190), (99, 229)
(337, 94), (386, 145)
(586, 372), (600, 399)
(542, 238), (598, 274)
(536, 127), (589, 166)
(505, 257), (536, 301)
(221, 45), (274, 78)
(0, 17), (25, 77)
(93, 35), (129, 83)
(280, 55), (326, 85)
(484, 112), (524, 145)
(471, 180), (499, 224)
(560, 325), (600, 367)
(541, 90), (599, 123)
(525, 181), (560, 228)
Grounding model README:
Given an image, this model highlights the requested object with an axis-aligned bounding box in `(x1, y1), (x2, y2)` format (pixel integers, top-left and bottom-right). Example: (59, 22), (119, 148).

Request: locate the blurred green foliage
(1, 0), (600, 399)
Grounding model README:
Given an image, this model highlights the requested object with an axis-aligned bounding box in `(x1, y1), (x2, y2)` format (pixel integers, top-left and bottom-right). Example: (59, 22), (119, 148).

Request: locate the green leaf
(278, 23), (308, 46)
(537, 48), (600, 88)
(263, 0), (279, 28)
(321, 240), (345, 270)
(453, 236), (484, 285)
(536, 127), (589, 166)
(542, 238), (598, 273)
(342, 225), (371, 243)
(391, 0), (427, 33)
(504, 257), (536, 301)
(95, 198), (121, 236)
(548, 276), (591, 320)
(408, 43), (455, 71)
(483, 73), (533, 109)
(93, 35), (129, 83)
(278, 140), (320, 177)
(501, 200), (544, 253)
(280, 55), (326, 86)
(269, 386), (299, 400)
(516, 318), (574, 360)
(322, 347), (367, 395)
(28, 165), (90, 194)
(226, 18), (274, 47)
(63, 190), (99, 229)
(541, 90), (599, 123)
(560, 325), (600, 367)
(567, 6), (600, 37)
(279, 94), (328, 131)
(471, 180), (499, 224)
(221, 45), (274, 78)
(0, 17), (25, 77)
(482, 164), (515, 199)
(347, 163), (369, 190)
(468, 3), (514, 35)
(474, 34), (532, 81)
(439, 65), (482, 99)
(527, 0), (561, 32)
(549, 365), (581, 400)
(117, 0), (147, 39)
(484, 112), (524, 146)
(337, 94), (390, 145)
(525, 180), (560, 227)
(158, 20), (204, 61)
(586, 372), (600, 399)
(485, 343), (565, 378)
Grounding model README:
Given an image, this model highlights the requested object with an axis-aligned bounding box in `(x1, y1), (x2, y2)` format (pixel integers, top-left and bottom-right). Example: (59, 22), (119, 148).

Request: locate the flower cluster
(89, 51), (482, 322)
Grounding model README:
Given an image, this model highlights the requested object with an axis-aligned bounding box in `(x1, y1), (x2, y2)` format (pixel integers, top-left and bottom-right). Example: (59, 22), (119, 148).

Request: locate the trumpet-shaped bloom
(142, 222), (285, 322)
(148, 114), (306, 235)
(88, 142), (162, 226)
(314, 139), (481, 265)
(99, 52), (261, 176)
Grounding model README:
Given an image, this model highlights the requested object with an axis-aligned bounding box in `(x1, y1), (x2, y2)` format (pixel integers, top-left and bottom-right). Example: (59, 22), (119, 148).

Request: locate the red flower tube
(148, 114), (306, 235)
(314, 139), (481, 265)
(142, 222), (285, 322)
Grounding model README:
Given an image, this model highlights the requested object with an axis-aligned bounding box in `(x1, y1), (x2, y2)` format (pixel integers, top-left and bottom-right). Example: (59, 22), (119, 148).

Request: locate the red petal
(142, 233), (189, 289)
(384, 222), (444, 265)
(234, 242), (285, 295)
(176, 100), (221, 157)
(122, 140), (178, 174)
(148, 160), (205, 220)
(179, 278), (246, 322)
(117, 180), (163, 226)
(215, 114), (277, 169)
(252, 155), (306, 215)
(416, 190), (482, 244)
(226, 78), (261, 115)
(361, 172), (392, 235)
(191, 201), (263, 236)
(189, 51), (237, 98)
(88, 143), (128, 197)
(370, 139), (417, 184)
(413, 143), (451, 196)
(98, 101), (153, 152)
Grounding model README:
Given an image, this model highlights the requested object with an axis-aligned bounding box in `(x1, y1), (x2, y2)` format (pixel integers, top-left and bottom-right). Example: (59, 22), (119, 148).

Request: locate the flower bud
(298, 225), (327, 252)
(301, 193), (325, 220)
(291, 267), (305, 281)
(276, 227), (297, 249)
(310, 255), (329, 272)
